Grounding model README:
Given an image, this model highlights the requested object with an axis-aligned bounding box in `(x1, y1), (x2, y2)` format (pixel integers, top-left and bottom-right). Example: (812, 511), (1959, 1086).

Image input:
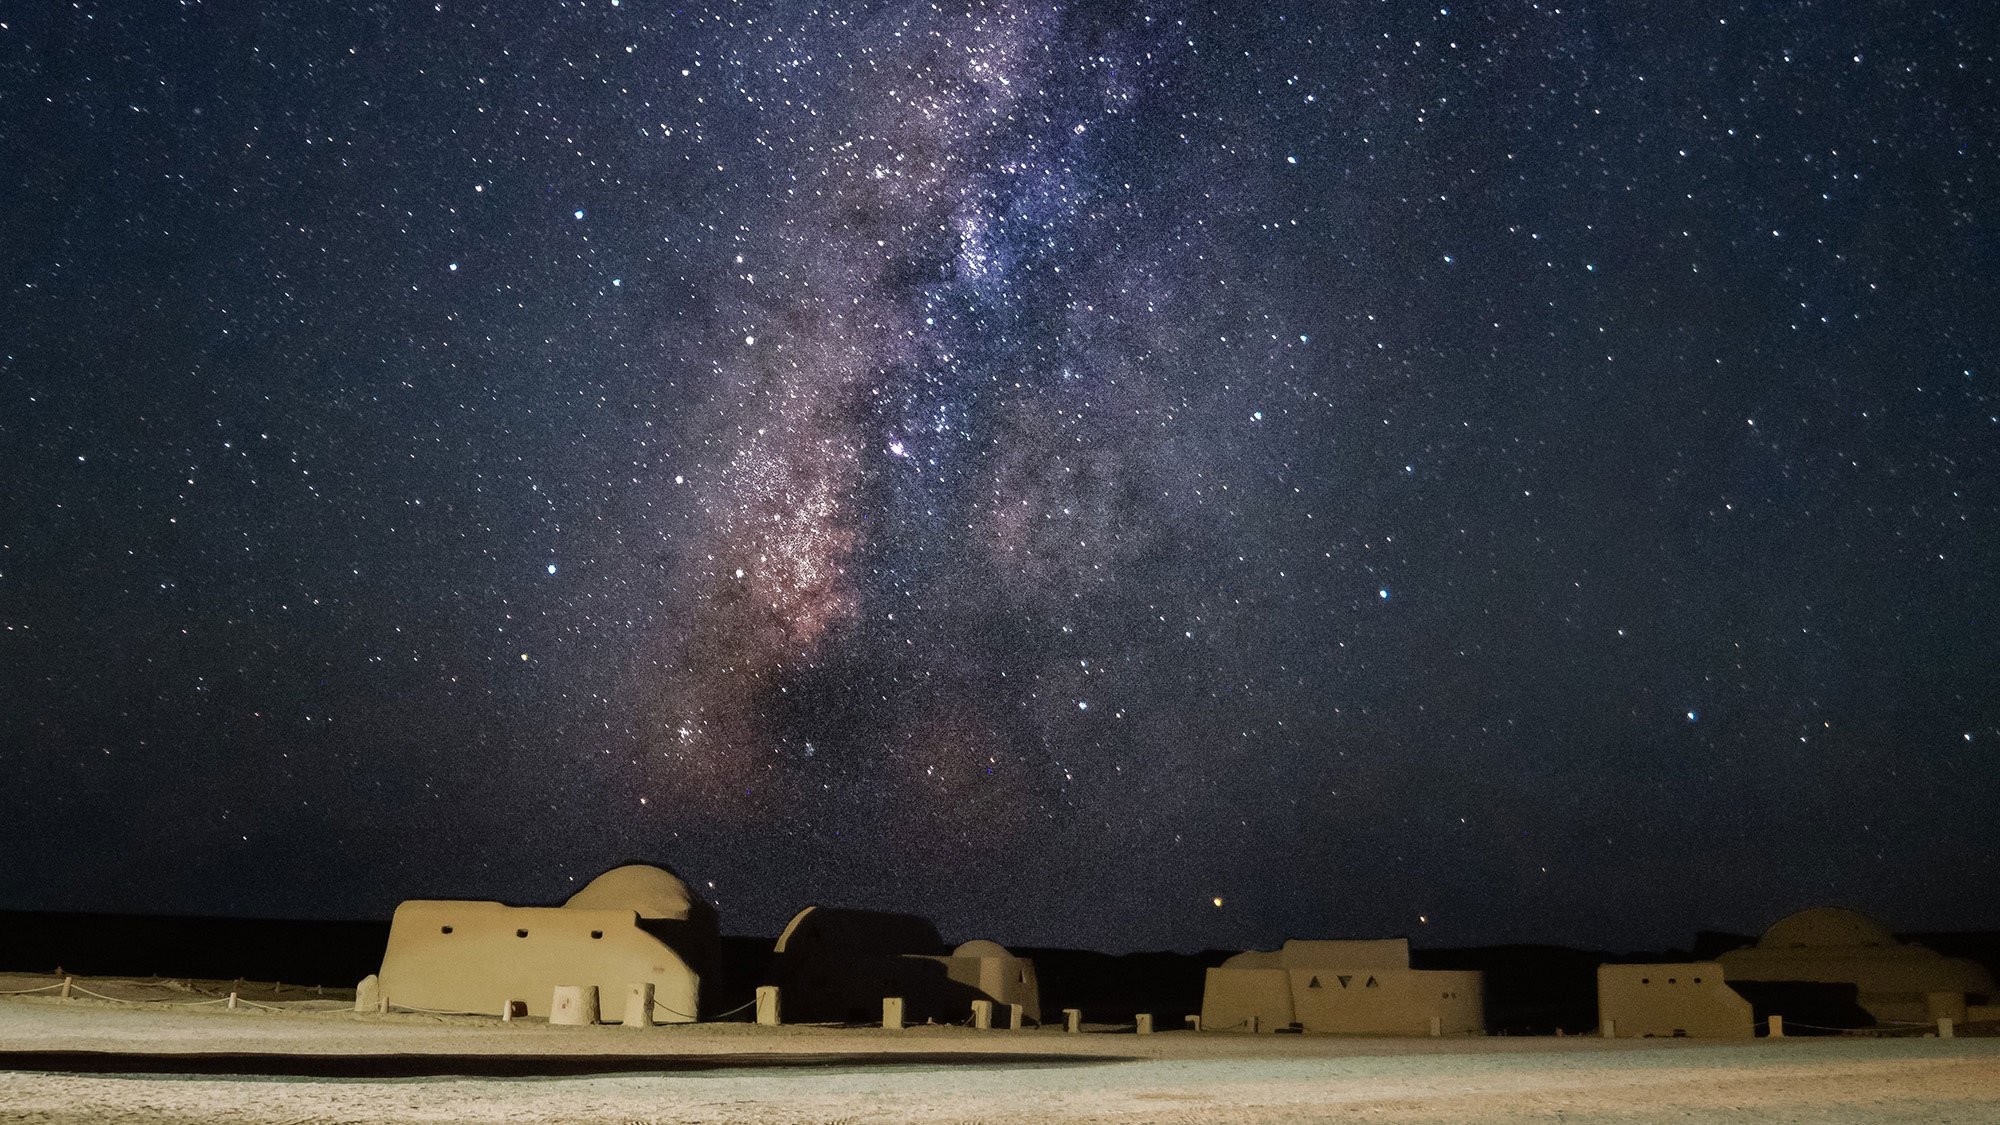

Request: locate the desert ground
(2, 974), (1996, 1123)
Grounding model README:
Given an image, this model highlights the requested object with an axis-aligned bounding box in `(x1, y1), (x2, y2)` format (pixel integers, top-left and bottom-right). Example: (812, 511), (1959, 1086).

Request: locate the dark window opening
(516, 929), (529, 938)
(440, 926), (453, 935)
(590, 930), (604, 939)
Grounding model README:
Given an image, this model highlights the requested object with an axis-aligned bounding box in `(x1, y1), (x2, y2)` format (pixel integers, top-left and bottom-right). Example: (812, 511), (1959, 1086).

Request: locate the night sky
(4, 1), (1996, 955)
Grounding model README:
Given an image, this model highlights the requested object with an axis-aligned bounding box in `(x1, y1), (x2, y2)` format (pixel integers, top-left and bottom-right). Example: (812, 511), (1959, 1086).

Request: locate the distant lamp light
(1212, 896), (1225, 908)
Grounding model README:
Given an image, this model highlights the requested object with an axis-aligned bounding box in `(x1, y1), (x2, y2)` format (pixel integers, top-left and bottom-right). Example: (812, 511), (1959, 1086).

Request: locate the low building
(1597, 962), (1753, 1039)
(770, 905), (1041, 1024)
(1200, 938), (1483, 1035)
(375, 864), (718, 1021)
(1717, 907), (1994, 1025)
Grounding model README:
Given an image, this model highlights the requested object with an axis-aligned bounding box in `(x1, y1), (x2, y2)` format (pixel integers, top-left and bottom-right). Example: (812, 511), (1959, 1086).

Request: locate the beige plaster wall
(1201, 964), (1480, 1034)
(1200, 966), (1294, 1031)
(1288, 969), (1482, 1035)
(377, 900), (700, 1021)
(1597, 962), (1752, 1039)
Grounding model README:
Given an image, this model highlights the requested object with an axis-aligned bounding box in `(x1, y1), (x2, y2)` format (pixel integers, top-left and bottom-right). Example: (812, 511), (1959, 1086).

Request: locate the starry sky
(3, 1), (1996, 954)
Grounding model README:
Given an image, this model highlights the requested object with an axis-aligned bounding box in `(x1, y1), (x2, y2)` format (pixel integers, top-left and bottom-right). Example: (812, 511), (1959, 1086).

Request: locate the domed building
(374, 864), (719, 1022)
(1716, 907), (1994, 1025)
(768, 905), (1041, 1025)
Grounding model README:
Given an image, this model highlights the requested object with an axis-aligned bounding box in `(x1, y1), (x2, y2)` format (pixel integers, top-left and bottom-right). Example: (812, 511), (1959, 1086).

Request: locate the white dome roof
(563, 864), (698, 921)
(1758, 907), (1897, 950)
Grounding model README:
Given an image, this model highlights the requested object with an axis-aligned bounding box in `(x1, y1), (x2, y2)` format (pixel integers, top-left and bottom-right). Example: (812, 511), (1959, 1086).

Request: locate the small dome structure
(953, 939), (1012, 959)
(1757, 907), (1897, 950)
(563, 864), (698, 921)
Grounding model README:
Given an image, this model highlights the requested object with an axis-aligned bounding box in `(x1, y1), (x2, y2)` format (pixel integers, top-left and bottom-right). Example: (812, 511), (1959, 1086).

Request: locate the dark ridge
(0, 911), (391, 988)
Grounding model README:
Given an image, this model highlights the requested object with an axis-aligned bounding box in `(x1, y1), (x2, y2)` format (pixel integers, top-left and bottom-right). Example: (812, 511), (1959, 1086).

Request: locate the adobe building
(1716, 907), (1994, 1025)
(1199, 938), (1483, 1035)
(375, 864), (719, 1021)
(1596, 962), (1753, 1039)
(769, 905), (1042, 1024)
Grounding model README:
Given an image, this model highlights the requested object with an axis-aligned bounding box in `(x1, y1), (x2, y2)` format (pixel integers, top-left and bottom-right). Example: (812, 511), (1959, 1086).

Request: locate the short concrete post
(1601, 1018), (1616, 1039)
(1429, 1015), (1443, 1037)
(624, 983), (654, 1028)
(971, 999), (993, 1030)
(1135, 1013), (1153, 1035)
(1185, 1014), (1200, 1031)
(502, 999), (527, 1022)
(1008, 1002), (1025, 1031)
(1939, 1017), (1955, 1039)
(60, 976), (72, 1000)
(756, 985), (781, 1027)
(550, 985), (599, 1026)
(1063, 1008), (1082, 1034)
(882, 996), (904, 1030)
(1768, 1015), (1784, 1038)
(353, 974), (381, 1014)
(227, 992), (239, 1010)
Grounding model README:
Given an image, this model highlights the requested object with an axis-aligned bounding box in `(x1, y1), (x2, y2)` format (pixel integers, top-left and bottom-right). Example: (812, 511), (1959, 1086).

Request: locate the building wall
(1597, 962), (1752, 1039)
(1200, 966), (1294, 1031)
(1278, 939), (1412, 969)
(1200, 964), (1481, 1034)
(1288, 968), (1482, 1035)
(378, 900), (700, 1021)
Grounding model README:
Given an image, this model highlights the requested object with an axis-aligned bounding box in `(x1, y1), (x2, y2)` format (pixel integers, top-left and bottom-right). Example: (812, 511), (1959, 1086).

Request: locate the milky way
(641, 3), (1246, 829)
(4, 0), (1996, 951)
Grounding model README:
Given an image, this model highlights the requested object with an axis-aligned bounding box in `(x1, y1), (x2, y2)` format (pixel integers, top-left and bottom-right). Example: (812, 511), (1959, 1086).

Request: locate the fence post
(882, 996), (904, 1030)
(1008, 1002), (1025, 1031)
(60, 977), (72, 1000)
(1063, 1008), (1082, 1034)
(1135, 1013), (1153, 1035)
(755, 985), (781, 1027)
(1768, 1015), (1784, 1038)
(623, 983), (654, 1028)
(971, 999), (993, 1030)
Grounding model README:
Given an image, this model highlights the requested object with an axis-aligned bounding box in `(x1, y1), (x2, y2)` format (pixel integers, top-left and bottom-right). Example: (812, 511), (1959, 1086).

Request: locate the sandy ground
(2, 975), (1997, 1123)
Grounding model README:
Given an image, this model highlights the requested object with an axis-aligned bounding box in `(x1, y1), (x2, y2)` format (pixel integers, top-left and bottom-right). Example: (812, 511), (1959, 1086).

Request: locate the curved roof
(774, 905), (944, 955)
(952, 939), (1014, 960)
(562, 864), (698, 921)
(1757, 907), (1897, 950)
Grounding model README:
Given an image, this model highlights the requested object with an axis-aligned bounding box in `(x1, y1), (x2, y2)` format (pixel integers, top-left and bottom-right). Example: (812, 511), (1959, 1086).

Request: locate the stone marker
(624, 983), (654, 1028)
(551, 985), (599, 1026)
(1064, 1008), (1082, 1034)
(1008, 1002), (1025, 1031)
(972, 999), (993, 1030)
(353, 974), (381, 1013)
(882, 996), (905, 1030)
(1135, 1013), (1153, 1035)
(756, 985), (781, 1027)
